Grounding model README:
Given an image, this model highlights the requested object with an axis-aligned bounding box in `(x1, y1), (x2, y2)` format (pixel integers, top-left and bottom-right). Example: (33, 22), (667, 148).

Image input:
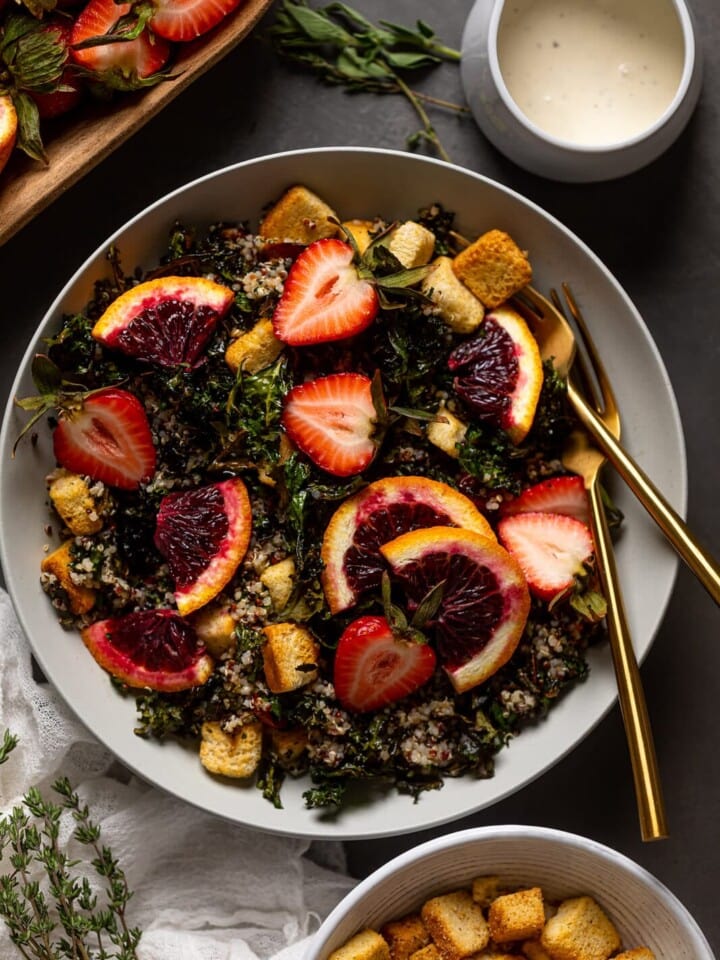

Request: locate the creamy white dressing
(497, 0), (684, 146)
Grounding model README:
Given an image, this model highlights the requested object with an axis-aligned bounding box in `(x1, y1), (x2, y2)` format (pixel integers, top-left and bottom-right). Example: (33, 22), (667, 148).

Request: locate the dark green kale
(456, 422), (524, 493)
(416, 202), (456, 256)
(370, 305), (452, 407)
(524, 360), (572, 453)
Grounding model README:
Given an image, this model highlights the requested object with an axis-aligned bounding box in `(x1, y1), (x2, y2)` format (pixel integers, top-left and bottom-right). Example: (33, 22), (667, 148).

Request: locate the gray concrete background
(1, 0), (718, 953)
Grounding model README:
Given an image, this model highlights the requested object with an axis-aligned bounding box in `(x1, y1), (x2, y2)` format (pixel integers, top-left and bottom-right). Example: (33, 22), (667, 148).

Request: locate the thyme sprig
(0, 732), (141, 959)
(267, 1), (465, 161)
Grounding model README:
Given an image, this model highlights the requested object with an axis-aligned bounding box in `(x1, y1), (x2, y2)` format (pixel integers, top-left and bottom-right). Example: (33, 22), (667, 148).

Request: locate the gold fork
(517, 284), (668, 841)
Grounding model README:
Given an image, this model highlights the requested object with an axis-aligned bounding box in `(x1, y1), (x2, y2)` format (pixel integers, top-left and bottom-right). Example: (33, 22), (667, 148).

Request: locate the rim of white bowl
(308, 825), (715, 960)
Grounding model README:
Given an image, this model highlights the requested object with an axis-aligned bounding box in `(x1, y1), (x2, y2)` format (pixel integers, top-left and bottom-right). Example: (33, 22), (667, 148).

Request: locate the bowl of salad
(0, 147), (685, 839)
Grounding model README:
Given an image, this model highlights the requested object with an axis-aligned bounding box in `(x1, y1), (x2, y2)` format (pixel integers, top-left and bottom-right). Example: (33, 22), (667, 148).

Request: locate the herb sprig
(267, 1), (465, 161)
(0, 732), (141, 959)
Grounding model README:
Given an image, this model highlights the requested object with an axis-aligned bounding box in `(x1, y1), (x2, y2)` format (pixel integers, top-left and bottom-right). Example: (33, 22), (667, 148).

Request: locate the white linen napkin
(0, 588), (356, 960)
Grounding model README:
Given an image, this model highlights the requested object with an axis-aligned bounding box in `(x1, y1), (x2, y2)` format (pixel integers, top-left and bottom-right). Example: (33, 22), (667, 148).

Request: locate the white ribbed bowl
(307, 827), (714, 960)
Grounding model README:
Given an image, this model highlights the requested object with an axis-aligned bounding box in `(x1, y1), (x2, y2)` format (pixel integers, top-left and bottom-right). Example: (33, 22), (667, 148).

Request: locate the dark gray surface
(1, 0), (719, 952)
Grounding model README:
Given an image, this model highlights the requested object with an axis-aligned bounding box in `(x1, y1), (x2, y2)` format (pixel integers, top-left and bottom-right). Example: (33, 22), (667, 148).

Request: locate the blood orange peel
(82, 609), (214, 691)
(154, 478), (252, 616)
(321, 475), (496, 614)
(381, 526), (530, 693)
(448, 304), (543, 445)
(92, 276), (234, 368)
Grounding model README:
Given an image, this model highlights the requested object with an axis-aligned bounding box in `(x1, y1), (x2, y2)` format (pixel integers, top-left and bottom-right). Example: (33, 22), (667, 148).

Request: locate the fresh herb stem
(0, 732), (141, 960)
(268, 0), (465, 161)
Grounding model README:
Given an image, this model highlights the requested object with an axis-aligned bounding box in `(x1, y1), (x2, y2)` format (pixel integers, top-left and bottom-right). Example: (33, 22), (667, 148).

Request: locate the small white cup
(460, 0), (703, 182)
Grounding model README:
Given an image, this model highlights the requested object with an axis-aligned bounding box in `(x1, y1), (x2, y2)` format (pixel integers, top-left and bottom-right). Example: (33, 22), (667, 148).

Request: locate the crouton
(191, 604), (236, 658)
(261, 622), (319, 693)
(260, 557), (297, 612)
(471, 876), (504, 909)
(259, 185), (339, 243)
(40, 541), (95, 615)
(452, 230), (532, 308)
(521, 943), (553, 960)
(381, 914), (431, 960)
(421, 890), (490, 960)
(488, 888), (545, 944)
(388, 221), (436, 268)
(343, 219), (376, 254)
(426, 405), (467, 458)
(421, 257), (485, 334)
(409, 945), (440, 960)
(613, 951), (655, 960)
(199, 721), (263, 778)
(225, 319), (284, 375)
(48, 471), (104, 535)
(540, 897), (621, 960)
(270, 727), (308, 764)
(328, 929), (391, 960)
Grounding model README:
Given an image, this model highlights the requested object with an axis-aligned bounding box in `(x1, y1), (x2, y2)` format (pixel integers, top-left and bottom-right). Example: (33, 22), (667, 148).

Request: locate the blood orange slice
(82, 609), (214, 691)
(321, 475), (495, 614)
(380, 526), (530, 693)
(154, 478), (251, 616)
(92, 276), (234, 368)
(448, 304), (543, 444)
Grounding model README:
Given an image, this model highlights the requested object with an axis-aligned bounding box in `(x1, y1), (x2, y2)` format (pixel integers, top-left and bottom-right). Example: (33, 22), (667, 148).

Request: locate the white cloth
(0, 588), (356, 960)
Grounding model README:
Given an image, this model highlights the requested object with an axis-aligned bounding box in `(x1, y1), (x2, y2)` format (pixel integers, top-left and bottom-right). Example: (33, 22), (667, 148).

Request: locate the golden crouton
(426, 406), (467, 458)
(388, 221), (436, 268)
(191, 604), (236, 658)
(259, 185), (339, 243)
(261, 622), (319, 693)
(270, 727), (308, 764)
(522, 940), (552, 960)
(199, 721), (263, 779)
(421, 257), (485, 334)
(452, 229), (532, 308)
(260, 557), (297, 611)
(381, 914), (431, 960)
(613, 950), (655, 960)
(48, 472), (104, 535)
(471, 876), (504, 909)
(41, 541), (95, 615)
(421, 890), (490, 960)
(540, 897), (621, 960)
(409, 944), (440, 960)
(343, 219), (376, 254)
(225, 319), (284, 375)
(488, 888), (545, 944)
(328, 929), (391, 960)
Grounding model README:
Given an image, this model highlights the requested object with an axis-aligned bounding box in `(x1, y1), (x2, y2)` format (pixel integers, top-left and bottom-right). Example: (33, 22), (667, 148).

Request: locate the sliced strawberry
(500, 475), (589, 524)
(281, 373), (380, 477)
(149, 0), (244, 41)
(53, 387), (156, 490)
(497, 511), (594, 602)
(70, 0), (171, 89)
(333, 615), (437, 713)
(272, 238), (379, 346)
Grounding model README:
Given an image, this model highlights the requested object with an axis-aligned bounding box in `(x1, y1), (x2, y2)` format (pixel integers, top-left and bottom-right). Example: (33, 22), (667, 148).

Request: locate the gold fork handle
(569, 383), (720, 606)
(588, 479), (669, 841)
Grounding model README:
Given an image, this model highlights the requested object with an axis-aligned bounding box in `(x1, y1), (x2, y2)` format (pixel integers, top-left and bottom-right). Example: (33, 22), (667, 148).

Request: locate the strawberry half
(500, 475), (589, 524)
(281, 372), (381, 477)
(272, 238), (379, 346)
(149, 0), (245, 41)
(53, 387), (156, 490)
(70, 0), (171, 89)
(333, 615), (437, 713)
(497, 511), (594, 602)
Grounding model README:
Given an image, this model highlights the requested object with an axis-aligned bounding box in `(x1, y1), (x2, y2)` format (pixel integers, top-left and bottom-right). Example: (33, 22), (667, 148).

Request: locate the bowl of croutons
(309, 825), (714, 960)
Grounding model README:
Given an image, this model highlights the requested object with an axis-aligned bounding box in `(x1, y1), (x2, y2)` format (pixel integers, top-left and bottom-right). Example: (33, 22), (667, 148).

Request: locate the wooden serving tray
(0, 0), (274, 247)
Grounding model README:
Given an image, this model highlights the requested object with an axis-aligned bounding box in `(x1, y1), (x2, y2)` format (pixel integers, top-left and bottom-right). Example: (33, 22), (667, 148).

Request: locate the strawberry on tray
(17, 185), (611, 811)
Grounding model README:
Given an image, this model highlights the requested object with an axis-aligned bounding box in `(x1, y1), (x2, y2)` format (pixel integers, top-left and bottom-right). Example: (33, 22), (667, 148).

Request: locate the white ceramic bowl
(0, 148), (685, 839)
(460, 0), (703, 182)
(307, 826), (715, 960)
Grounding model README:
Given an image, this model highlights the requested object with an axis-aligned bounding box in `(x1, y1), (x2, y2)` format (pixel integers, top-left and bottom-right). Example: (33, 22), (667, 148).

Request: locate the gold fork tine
(549, 288), (602, 414)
